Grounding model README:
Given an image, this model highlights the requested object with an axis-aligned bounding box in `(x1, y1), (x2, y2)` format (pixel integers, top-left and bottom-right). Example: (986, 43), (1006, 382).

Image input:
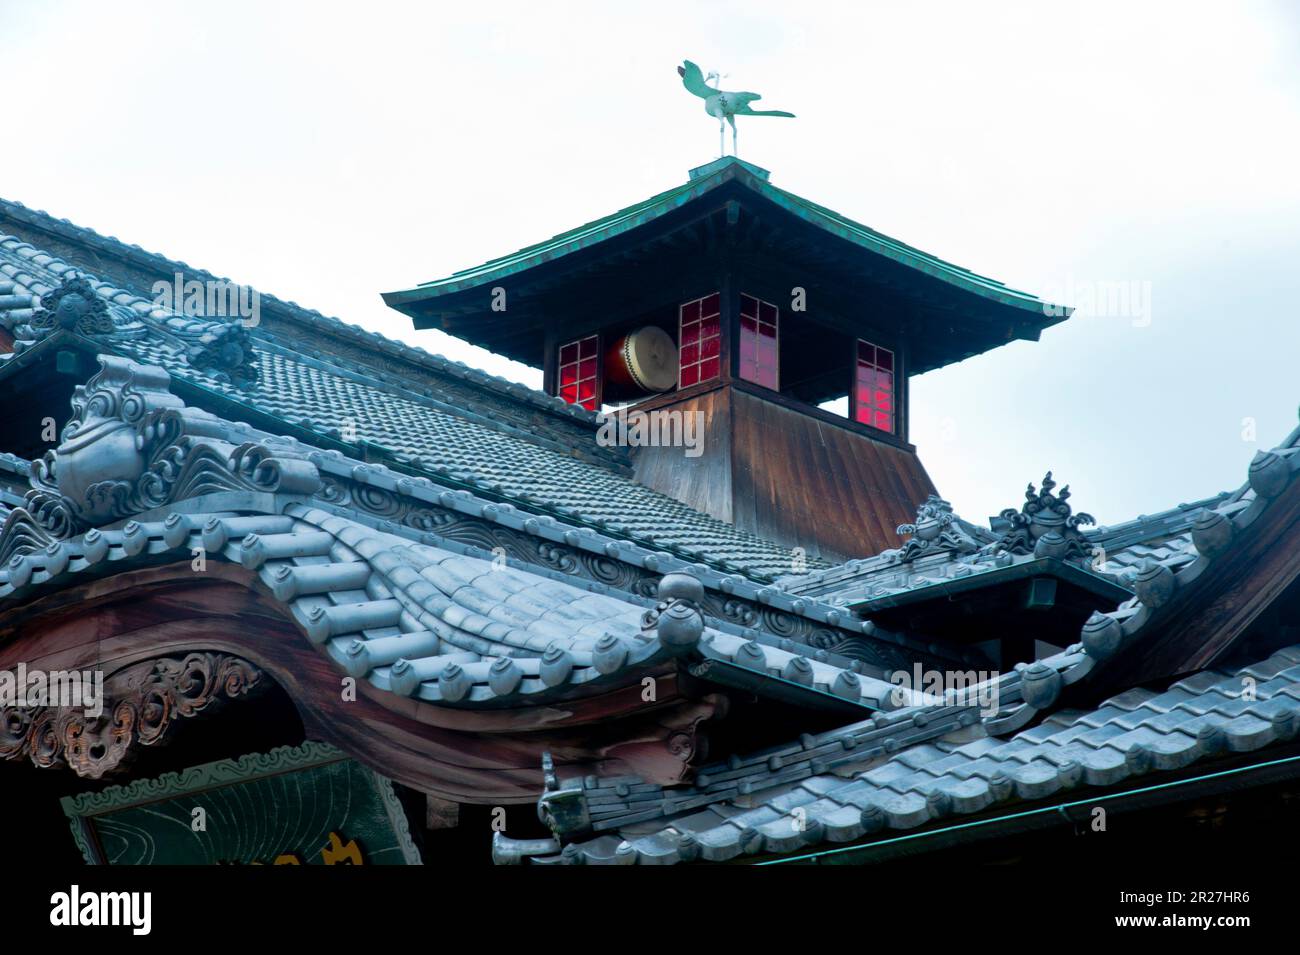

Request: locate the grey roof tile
(0, 225), (820, 582)
(521, 644), (1300, 865)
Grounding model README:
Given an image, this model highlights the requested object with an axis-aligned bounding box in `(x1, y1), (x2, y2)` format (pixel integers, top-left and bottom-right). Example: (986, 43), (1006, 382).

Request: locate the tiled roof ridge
(505, 641), (1300, 864)
(2, 232), (822, 581)
(495, 425), (1300, 862)
(0, 357), (911, 665)
(0, 195), (599, 427)
(779, 442), (1300, 599)
(0, 494), (915, 722)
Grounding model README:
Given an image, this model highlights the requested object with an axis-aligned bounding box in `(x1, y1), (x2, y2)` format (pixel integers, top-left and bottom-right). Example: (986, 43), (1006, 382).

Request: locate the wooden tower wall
(631, 383), (936, 564)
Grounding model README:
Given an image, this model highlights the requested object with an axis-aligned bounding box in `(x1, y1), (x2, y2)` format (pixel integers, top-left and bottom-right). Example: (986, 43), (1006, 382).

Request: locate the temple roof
(0, 494), (901, 714)
(493, 425), (1300, 862)
(775, 489), (1252, 606)
(510, 643), (1300, 864)
(0, 202), (835, 579)
(3, 193), (1297, 866)
(382, 157), (1070, 374)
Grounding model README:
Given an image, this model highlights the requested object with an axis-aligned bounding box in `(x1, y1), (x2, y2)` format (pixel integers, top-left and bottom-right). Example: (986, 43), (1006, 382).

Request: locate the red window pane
(558, 334), (599, 410)
(853, 338), (895, 433)
(738, 293), (779, 390)
(679, 293), (722, 387)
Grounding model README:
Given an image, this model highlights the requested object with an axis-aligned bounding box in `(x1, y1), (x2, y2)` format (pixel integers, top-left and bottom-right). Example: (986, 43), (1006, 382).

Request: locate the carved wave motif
(0, 507), (56, 565)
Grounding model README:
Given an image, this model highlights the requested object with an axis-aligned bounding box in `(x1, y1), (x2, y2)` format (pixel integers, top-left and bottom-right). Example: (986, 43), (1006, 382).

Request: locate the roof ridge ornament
(24, 355), (318, 536)
(28, 273), (118, 337)
(678, 59), (794, 158)
(986, 472), (1096, 559)
(888, 495), (982, 564)
(185, 321), (259, 387)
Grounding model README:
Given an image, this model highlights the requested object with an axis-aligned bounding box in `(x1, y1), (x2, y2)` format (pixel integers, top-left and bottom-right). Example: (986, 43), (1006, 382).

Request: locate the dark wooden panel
(630, 385), (936, 564)
(729, 389), (935, 561)
(630, 388), (733, 523)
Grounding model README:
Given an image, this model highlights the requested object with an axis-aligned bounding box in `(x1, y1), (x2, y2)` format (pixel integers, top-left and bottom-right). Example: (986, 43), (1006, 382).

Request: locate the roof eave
(382, 162), (1065, 323)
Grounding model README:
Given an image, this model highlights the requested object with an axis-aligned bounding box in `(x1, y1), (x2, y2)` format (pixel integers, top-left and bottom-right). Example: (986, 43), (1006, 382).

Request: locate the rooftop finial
(677, 59), (794, 158)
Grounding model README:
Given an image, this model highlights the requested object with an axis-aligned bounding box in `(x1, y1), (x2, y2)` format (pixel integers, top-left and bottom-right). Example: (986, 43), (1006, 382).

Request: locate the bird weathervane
(677, 60), (794, 158)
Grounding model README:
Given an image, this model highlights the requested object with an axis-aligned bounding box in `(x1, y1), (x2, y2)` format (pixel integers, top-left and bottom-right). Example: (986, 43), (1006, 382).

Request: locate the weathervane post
(677, 60), (794, 158)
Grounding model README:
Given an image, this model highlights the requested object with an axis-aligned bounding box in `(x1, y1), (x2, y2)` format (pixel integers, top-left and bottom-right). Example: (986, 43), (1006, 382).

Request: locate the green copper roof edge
(382, 167), (738, 304)
(384, 159), (1068, 319)
(759, 182), (1061, 313)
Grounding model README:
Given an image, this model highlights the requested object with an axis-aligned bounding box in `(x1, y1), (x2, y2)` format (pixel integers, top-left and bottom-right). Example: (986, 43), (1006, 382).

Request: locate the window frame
(677, 292), (723, 389)
(557, 333), (602, 410)
(737, 293), (780, 391)
(851, 338), (898, 435)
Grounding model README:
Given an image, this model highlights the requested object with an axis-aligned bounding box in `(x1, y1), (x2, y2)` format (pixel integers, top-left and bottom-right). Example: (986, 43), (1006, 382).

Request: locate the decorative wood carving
(0, 651), (262, 778)
(0, 565), (727, 801)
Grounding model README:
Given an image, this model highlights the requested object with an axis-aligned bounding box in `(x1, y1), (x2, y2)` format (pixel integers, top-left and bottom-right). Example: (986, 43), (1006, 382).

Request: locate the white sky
(3, 0), (1298, 527)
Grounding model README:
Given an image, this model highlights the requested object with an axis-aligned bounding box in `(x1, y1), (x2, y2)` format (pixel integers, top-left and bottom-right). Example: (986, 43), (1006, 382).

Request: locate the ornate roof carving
(3, 261), (259, 385)
(186, 320), (259, 386)
(0, 652), (262, 778)
(25, 355), (318, 535)
(888, 495), (982, 564)
(988, 472), (1096, 559)
(29, 274), (117, 336)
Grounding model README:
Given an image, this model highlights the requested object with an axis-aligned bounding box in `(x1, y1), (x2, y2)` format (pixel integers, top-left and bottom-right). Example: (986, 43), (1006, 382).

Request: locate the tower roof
(383, 157), (1070, 374)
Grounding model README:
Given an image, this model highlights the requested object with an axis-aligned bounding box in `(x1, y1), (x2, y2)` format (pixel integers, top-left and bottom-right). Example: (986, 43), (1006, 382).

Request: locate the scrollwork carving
(0, 652), (263, 779)
(889, 495), (983, 564)
(22, 357), (319, 535)
(28, 275), (118, 337)
(987, 472), (1096, 559)
(186, 321), (259, 387)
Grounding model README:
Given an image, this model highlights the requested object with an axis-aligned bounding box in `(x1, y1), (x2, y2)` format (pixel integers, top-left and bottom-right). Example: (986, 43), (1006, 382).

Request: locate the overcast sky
(3, 0), (1298, 528)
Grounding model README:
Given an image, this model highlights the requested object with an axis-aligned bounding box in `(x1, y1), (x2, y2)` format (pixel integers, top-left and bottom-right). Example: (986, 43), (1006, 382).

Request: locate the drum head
(621, 325), (678, 393)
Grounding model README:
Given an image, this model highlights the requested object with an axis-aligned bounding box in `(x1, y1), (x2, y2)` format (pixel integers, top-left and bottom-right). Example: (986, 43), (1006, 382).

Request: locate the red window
(558, 335), (599, 410)
(854, 340), (895, 433)
(739, 294), (779, 389)
(678, 292), (721, 387)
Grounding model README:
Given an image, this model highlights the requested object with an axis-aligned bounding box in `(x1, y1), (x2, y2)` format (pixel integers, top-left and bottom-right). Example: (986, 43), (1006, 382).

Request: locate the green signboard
(62, 742), (421, 865)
